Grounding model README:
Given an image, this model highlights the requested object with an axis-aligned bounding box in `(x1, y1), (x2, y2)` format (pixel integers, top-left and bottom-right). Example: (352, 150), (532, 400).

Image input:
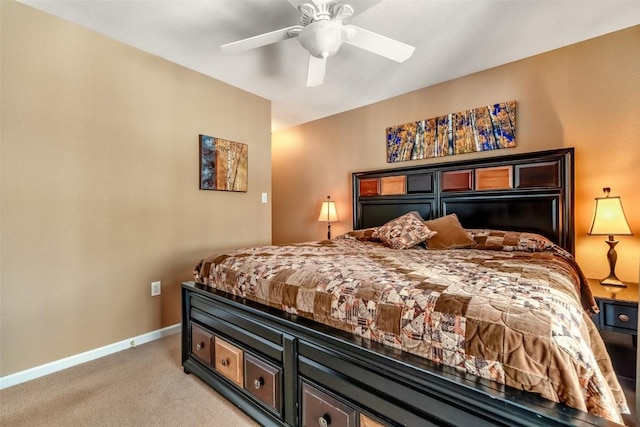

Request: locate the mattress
(194, 230), (629, 423)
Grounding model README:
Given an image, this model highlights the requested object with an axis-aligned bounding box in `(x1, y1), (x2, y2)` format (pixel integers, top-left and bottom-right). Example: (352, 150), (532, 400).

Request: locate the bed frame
(181, 148), (618, 426)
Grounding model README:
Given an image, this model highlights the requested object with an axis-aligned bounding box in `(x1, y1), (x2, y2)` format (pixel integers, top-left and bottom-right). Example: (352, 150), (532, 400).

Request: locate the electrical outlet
(151, 281), (161, 296)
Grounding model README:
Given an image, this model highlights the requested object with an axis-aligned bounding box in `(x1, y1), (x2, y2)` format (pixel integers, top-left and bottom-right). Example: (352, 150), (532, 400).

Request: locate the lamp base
(599, 275), (627, 288)
(600, 238), (626, 287)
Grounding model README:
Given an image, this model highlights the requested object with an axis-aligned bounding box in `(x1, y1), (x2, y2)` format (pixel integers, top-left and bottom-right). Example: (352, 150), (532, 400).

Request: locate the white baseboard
(0, 323), (181, 390)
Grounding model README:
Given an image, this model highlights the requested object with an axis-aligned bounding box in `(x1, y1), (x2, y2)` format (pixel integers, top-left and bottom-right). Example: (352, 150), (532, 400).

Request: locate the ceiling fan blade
(306, 55), (326, 87)
(345, 25), (415, 63)
(221, 26), (302, 53)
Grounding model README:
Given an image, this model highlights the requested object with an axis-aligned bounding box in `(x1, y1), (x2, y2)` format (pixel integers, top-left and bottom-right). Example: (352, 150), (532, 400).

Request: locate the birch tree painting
(199, 135), (248, 192)
(386, 101), (516, 163)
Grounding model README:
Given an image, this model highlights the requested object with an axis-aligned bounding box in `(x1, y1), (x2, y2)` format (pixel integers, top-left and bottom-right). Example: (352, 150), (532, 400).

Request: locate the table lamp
(317, 196), (339, 240)
(588, 187), (634, 287)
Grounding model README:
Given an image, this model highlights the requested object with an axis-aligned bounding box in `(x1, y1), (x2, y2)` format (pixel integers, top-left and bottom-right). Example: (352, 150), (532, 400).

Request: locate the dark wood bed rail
(352, 148), (574, 253)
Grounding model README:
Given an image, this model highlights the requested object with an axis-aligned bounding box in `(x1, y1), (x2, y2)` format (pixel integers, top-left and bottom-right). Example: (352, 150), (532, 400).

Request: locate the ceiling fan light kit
(298, 20), (354, 59)
(220, 0), (415, 87)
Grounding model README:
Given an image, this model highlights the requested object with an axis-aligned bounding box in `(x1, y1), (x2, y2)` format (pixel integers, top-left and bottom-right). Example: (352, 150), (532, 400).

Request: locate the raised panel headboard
(352, 148), (574, 253)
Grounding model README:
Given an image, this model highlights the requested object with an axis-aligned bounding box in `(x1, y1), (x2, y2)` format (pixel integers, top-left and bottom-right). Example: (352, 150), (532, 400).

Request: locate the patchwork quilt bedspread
(193, 231), (628, 423)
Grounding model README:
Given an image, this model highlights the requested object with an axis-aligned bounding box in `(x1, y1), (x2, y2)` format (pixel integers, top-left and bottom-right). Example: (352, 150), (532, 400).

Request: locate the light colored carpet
(0, 334), (259, 426)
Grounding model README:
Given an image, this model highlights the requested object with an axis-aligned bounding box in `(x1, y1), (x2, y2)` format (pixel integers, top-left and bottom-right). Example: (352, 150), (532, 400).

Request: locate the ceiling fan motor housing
(298, 20), (354, 59)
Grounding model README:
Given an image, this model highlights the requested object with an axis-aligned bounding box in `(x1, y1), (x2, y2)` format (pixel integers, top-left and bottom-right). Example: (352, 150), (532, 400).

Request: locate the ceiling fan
(220, 0), (415, 87)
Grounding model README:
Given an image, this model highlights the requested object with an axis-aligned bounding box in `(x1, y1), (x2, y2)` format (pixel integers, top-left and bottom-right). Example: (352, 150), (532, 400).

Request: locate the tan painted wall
(272, 26), (640, 285)
(1, 2), (272, 376)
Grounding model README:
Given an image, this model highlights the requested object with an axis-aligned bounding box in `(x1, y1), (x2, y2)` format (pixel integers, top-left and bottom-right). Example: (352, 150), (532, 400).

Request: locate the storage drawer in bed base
(185, 321), (288, 422)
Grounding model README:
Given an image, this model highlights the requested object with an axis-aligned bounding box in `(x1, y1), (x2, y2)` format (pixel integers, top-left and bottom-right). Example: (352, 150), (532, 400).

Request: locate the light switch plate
(151, 281), (161, 296)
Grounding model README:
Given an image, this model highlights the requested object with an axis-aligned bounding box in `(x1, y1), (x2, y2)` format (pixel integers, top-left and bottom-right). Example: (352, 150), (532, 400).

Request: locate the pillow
(466, 229), (556, 252)
(372, 212), (437, 249)
(336, 227), (381, 242)
(424, 214), (476, 250)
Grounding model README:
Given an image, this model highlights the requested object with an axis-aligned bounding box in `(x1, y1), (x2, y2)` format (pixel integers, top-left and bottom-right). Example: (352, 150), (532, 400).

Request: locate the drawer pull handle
(253, 377), (264, 389)
(318, 414), (331, 427)
(618, 314), (630, 322)
(196, 342), (204, 351)
(220, 358), (229, 367)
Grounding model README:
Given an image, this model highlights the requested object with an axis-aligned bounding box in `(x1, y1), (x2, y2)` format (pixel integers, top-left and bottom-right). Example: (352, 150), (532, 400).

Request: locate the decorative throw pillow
(424, 214), (476, 250)
(372, 212), (437, 249)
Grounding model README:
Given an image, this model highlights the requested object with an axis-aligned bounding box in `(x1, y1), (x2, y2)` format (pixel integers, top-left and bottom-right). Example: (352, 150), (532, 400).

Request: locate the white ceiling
(18, 0), (640, 131)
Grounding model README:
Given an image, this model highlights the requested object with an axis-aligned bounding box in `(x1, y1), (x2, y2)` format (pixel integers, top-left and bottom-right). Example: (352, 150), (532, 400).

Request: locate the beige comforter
(194, 231), (628, 423)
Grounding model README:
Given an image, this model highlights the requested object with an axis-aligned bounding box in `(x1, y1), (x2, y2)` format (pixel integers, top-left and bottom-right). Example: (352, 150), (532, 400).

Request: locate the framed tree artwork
(199, 134), (248, 192)
(386, 101), (516, 163)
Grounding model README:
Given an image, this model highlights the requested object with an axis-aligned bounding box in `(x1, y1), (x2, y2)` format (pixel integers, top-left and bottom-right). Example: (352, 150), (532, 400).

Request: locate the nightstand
(588, 279), (638, 426)
(588, 278), (638, 346)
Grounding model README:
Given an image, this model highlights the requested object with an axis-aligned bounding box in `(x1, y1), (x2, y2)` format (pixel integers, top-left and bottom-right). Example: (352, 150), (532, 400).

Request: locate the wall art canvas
(386, 100), (516, 163)
(199, 135), (248, 192)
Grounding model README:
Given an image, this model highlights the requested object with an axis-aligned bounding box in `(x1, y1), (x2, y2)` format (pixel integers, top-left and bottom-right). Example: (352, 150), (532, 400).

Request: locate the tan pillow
(372, 212), (437, 249)
(424, 214), (476, 250)
(336, 227), (380, 242)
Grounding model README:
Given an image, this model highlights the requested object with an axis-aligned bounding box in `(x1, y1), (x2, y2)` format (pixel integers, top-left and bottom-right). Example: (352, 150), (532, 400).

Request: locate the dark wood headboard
(352, 148), (574, 253)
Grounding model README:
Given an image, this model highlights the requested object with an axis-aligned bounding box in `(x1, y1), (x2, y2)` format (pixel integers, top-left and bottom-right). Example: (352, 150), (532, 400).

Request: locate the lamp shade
(588, 194), (633, 236)
(318, 200), (339, 223)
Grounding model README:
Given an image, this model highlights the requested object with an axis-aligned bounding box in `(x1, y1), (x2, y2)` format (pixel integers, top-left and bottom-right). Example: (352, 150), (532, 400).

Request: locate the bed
(182, 148), (629, 426)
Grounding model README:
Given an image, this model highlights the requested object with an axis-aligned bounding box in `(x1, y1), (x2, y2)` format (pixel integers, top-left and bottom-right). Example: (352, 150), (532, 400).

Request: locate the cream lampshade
(588, 187), (633, 287)
(317, 196), (339, 240)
